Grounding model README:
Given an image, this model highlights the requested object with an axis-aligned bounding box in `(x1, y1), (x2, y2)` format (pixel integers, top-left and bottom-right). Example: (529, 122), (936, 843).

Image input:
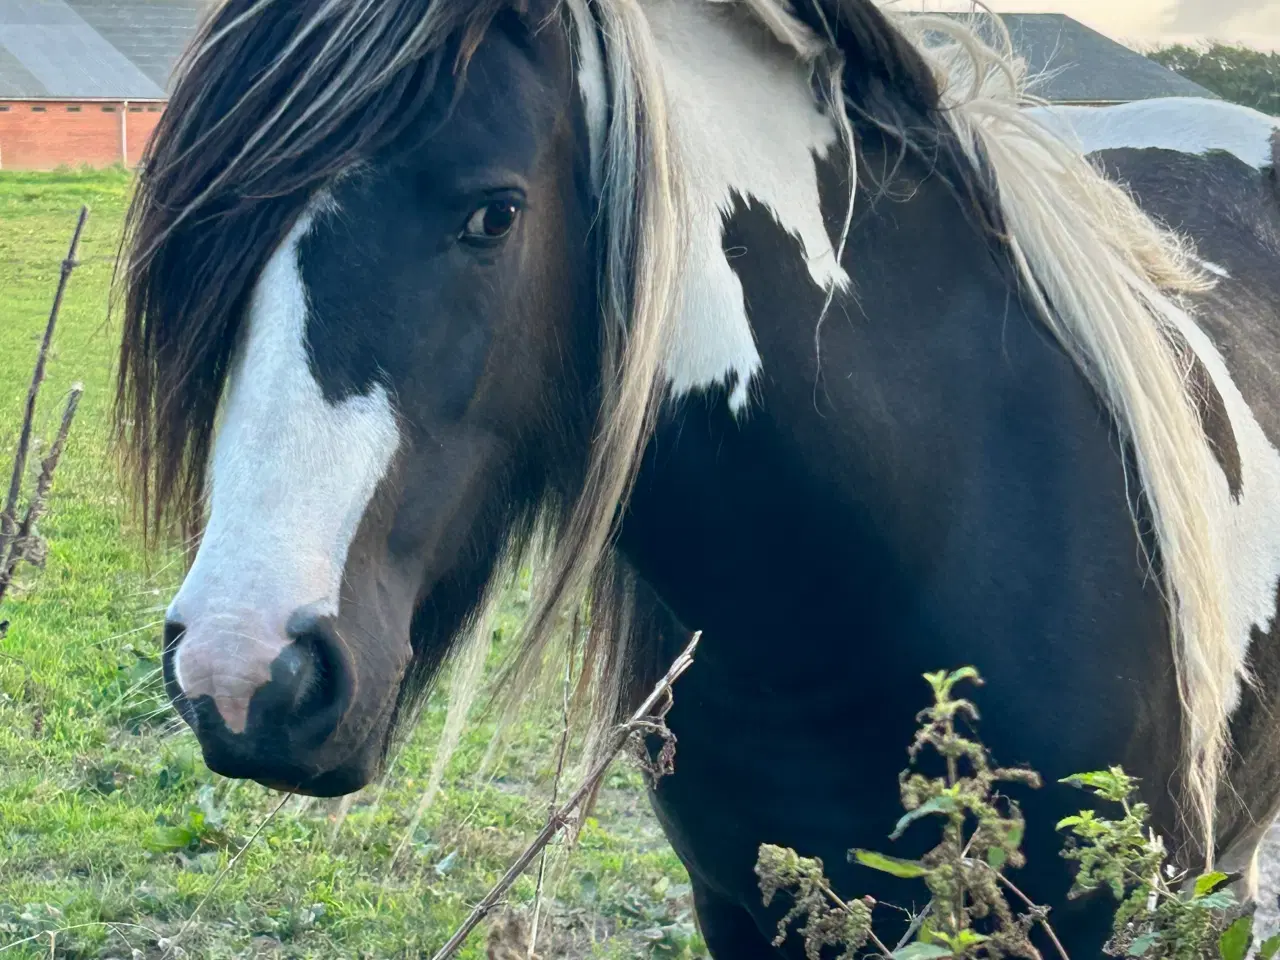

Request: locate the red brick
(0, 100), (165, 170)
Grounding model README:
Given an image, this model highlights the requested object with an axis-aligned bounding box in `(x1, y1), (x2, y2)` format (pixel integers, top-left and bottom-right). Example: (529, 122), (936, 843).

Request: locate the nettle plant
(1059, 768), (1280, 960)
(755, 668), (1279, 960)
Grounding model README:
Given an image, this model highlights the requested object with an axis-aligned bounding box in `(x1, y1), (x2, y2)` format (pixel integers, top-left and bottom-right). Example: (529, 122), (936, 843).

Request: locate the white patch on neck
(169, 204), (401, 724)
(1028, 98), (1279, 171)
(646, 0), (848, 410)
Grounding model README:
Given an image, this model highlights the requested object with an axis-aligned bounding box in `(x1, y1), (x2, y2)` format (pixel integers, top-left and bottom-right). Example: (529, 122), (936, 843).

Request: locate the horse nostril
(271, 612), (351, 748)
(161, 618), (186, 688)
(273, 642), (317, 704)
(163, 618), (185, 653)
(160, 618), (196, 725)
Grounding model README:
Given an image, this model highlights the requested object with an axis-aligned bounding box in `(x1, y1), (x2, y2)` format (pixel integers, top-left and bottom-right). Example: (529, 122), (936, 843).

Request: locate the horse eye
(461, 198), (521, 244)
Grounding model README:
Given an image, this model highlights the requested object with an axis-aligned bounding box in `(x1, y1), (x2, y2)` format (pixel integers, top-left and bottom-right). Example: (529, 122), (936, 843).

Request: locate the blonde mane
(893, 11), (1232, 861)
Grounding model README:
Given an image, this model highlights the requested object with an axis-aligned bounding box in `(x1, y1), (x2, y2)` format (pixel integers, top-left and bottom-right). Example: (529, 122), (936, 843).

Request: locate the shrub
(756, 668), (1273, 959)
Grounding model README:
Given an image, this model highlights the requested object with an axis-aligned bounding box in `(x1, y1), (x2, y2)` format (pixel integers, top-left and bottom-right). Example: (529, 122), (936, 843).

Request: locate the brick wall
(0, 101), (165, 171)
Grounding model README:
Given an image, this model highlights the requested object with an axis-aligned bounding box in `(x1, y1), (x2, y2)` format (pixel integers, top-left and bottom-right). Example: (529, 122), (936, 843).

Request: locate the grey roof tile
(64, 0), (206, 91)
(1, 0), (166, 97)
(0, 41), (45, 96)
(0, 2), (1218, 105)
(993, 13), (1218, 103)
(0, 0), (202, 97)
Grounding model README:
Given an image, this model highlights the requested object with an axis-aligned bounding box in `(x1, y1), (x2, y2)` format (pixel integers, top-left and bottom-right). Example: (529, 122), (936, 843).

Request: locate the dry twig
(158, 793), (291, 959)
(979, 860), (1071, 960)
(527, 613), (579, 957)
(0, 206), (87, 569)
(0, 386), (83, 605)
(428, 630), (702, 960)
(0, 206), (88, 635)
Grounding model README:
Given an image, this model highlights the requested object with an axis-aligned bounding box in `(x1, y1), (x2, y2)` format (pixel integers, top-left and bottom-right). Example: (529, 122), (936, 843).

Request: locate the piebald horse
(116, 0), (1280, 953)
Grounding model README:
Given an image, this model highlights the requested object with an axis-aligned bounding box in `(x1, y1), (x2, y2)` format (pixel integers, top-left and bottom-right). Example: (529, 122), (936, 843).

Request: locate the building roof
(992, 13), (1218, 104)
(0, 2), (1218, 104)
(0, 0), (205, 99)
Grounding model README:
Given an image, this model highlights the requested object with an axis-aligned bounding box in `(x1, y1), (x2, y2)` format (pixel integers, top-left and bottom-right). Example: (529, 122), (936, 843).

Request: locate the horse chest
(645, 632), (914, 902)
(622, 375), (1188, 936)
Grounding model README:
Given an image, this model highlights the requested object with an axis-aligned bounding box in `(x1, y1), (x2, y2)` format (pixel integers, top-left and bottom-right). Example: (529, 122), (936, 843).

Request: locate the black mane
(796, 1), (1007, 238)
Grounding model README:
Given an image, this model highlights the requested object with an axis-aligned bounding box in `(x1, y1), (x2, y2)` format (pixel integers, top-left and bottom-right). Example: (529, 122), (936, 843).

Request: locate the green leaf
(1219, 915), (1253, 960)
(1055, 814), (1087, 830)
(893, 944), (952, 960)
(1257, 932), (1280, 959)
(1005, 820), (1024, 849)
(1195, 871), (1230, 896)
(1059, 767), (1134, 802)
(950, 930), (989, 948)
(946, 666), (981, 688)
(918, 920), (945, 945)
(1127, 932), (1159, 956)
(1196, 890), (1238, 911)
(142, 825), (194, 853)
(890, 795), (959, 840)
(850, 849), (930, 879)
(986, 846), (1007, 870)
(1060, 771), (1118, 791)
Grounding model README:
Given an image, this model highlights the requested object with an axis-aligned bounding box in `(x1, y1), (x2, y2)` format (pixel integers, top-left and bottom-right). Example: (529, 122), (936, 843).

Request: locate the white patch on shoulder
(646, 0), (848, 410)
(1028, 97), (1279, 171)
(169, 202), (401, 731)
(1165, 298), (1280, 711)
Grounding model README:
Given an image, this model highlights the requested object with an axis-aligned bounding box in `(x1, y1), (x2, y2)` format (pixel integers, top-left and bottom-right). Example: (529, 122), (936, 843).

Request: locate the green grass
(0, 170), (703, 959)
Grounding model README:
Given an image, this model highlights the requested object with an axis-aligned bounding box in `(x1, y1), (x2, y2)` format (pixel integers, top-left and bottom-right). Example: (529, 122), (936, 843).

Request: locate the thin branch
(428, 631), (702, 960)
(528, 613), (579, 958)
(977, 860), (1071, 960)
(159, 792), (291, 959)
(0, 385), (83, 606)
(894, 902), (933, 952)
(812, 878), (894, 959)
(0, 206), (87, 573)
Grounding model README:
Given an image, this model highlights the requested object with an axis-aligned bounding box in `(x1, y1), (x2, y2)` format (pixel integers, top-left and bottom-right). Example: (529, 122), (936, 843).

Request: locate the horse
(114, 0), (1280, 953)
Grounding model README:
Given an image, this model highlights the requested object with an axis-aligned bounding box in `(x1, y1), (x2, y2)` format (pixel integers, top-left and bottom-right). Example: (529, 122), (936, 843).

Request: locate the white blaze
(169, 207), (401, 733)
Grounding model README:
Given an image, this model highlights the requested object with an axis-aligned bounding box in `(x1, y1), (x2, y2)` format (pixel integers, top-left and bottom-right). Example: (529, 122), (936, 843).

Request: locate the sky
(910, 0), (1280, 50)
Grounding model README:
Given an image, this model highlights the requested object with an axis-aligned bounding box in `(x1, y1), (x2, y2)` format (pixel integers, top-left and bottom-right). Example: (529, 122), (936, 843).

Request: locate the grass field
(0, 170), (704, 960)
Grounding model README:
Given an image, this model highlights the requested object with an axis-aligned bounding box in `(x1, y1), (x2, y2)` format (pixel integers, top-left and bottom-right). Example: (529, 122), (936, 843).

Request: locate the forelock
(116, 0), (535, 537)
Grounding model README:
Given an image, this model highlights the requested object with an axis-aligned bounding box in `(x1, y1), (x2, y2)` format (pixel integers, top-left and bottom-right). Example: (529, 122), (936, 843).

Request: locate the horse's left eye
(461, 198), (522, 244)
